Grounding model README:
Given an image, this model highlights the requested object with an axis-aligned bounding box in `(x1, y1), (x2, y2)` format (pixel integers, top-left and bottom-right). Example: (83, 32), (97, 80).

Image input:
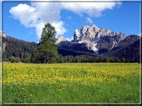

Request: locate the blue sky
(1, 1), (141, 42)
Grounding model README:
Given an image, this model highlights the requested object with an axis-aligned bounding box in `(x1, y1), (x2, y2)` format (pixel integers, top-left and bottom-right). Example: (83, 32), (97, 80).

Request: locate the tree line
(2, 23), (140, 63)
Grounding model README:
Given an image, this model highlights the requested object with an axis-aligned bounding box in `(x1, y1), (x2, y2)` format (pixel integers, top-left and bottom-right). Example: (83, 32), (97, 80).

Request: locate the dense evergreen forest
(3, 36), (37, 63)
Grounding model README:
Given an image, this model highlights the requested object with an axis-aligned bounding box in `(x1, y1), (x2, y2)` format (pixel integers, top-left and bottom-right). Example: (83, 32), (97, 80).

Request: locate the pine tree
(32, 23), (59, 63)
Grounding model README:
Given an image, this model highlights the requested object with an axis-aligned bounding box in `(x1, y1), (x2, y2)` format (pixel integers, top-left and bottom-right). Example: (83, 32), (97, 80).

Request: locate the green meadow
(3, 63), (140, 103)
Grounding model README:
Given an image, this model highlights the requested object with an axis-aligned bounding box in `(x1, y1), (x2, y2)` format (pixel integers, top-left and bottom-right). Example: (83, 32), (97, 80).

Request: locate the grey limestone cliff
(58, 24), (127, 54)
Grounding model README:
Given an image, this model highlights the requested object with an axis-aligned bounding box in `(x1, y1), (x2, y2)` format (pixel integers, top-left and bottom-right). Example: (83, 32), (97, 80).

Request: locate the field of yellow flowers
(3, 63), (140, 103)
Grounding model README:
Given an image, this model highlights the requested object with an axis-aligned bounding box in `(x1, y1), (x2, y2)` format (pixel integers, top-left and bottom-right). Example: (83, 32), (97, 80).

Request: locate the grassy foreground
(3, 63), (140, 103)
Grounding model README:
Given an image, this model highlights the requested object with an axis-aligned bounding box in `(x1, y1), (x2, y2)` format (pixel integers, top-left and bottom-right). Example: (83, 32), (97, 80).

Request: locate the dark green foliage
(63, 55), (121, 63)
(32, 23), (61, 63)
(40, 23), (56, 45)
(2, 36), (37, 63)
(2, 23), (63, 63)
(9, 56), (17, 63)
(121, 57), (126, 63)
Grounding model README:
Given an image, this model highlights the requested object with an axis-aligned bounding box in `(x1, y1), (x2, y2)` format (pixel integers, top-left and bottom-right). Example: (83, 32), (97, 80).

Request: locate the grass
(2, 63), (141, 103)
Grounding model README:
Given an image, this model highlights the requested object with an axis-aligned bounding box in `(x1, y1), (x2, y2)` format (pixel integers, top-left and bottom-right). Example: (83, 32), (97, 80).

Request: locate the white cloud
(9, 4), (39, 28)
(31, 2), (61, 23)
(9, 2), (121, 40)
(60, 2), (119, 17)
(51, 21), (66, 38)
(9, 3), (65, 38)
(35, 22), (44, 38)
(85, 17), (93, 24)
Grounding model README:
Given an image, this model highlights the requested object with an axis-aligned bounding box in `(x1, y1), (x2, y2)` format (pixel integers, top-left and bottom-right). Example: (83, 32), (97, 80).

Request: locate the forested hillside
(3, 36), (38, 62)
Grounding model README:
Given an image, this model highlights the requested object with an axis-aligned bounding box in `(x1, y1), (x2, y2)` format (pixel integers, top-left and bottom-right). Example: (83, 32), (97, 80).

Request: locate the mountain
(57, 25), (140, 62)
(73, 25), (126, 41)
(73, 24), (126, 52)
(57, 24), (139, 55)
(106, 36), (141, 62)
(110, 34), (140, 51)
(55, 36), (66, 45)
(1, 24), (140, 63)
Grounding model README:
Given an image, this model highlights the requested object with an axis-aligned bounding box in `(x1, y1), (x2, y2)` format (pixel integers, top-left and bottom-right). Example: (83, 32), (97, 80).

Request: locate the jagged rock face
(57, 24), (140, 56)
(55, 36), (66, 45)
(73, 24), (126, 42)
(111, 34), (140, 51)
(72, 24), (126, 52)
(0, 30), (7, 52)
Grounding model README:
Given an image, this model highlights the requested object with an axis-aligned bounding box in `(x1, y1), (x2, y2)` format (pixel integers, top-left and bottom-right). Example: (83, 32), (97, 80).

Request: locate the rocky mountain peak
(55, 36), (66, 45)
(73, 24), (126, 42)
(57, 24), (138, 56)
(82, 25), (89, 29)
(70, 24), (127, 53)
(91, 24), (100, 31)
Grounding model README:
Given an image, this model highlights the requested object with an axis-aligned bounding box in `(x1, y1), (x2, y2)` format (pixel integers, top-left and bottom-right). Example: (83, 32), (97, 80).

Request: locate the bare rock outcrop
(73, 24), (126, 42)
(57, 24), (139, 56)
(55, 36), (66, 45)
(0, 30), (6, 52)
(72, 24), (126, 52)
